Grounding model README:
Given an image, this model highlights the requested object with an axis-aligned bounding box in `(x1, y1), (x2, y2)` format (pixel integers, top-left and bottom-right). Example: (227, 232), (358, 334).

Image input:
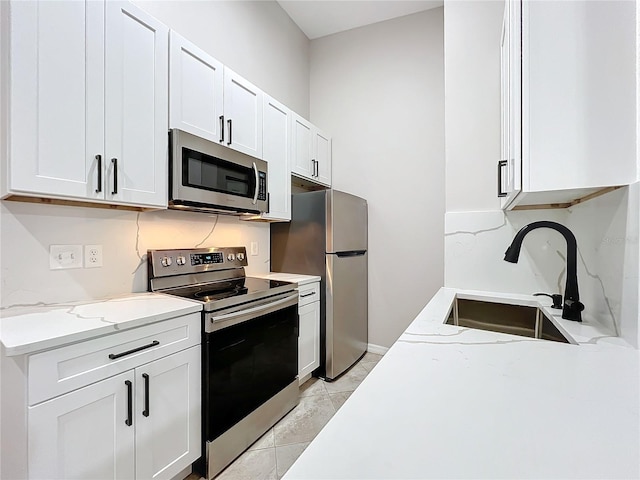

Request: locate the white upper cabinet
(223, 68), (263, 158)
(314, 128), (332, 187)
(169, 32), (263, 159)
(501, 0), (636, 209)
(104, 1), (168, 207)
(169, 31), (224, 144)
(7, 0), (168, 208)
(9, 0), (104, 200)
(291, 112), (332, 187)
(260, 95), (292, 221)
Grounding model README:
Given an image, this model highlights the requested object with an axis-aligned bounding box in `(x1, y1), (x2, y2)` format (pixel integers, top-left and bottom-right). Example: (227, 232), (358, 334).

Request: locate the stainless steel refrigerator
(270, 190), (368, 381)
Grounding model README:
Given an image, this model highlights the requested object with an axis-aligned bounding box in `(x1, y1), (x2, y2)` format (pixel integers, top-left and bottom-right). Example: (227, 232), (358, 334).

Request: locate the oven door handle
(206, 291), (298, 332)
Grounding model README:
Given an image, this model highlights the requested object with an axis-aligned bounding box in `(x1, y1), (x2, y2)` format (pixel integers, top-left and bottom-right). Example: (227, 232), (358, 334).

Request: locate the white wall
(134, 0), (310, 117)
(310, 9), (445, 348)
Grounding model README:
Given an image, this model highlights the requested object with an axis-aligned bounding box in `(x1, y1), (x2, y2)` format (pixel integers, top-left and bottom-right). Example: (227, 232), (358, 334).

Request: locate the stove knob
(227, 253), (236, 261)
(237, 252), (245, 261)
(161, 256), (172, 267)
(176, 256), (186, 266)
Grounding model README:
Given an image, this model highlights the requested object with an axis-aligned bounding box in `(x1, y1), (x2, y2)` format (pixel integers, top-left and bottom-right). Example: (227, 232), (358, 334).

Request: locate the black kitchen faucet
(504, 221), (585, 322)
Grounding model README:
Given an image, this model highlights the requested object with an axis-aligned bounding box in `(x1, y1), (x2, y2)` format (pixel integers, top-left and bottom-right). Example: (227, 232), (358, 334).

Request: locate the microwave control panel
(258, 171), (267, 201)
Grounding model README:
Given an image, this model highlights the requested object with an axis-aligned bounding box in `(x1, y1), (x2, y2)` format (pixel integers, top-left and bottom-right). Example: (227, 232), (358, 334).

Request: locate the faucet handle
(533, 292), (563, 309)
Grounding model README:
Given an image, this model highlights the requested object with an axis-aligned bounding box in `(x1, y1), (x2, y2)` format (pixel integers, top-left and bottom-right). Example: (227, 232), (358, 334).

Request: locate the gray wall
(309, 9), (445, 348)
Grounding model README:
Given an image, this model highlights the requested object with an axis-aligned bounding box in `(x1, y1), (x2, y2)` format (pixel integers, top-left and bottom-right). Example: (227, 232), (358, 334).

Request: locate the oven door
(170, 129), (268, 213)
(202, 291), (299, 442)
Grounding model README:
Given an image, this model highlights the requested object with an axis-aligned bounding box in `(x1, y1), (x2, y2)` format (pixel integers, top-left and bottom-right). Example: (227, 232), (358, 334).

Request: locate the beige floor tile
(360, 352), (384, 364)
(275, 442), (310, 478)
(215, 448), (277, 480)
(248, 427), (275, 450)
(328, 391), (352, 410)
(359, 361), (377, 373)
(323, 364), (368, 394)
(299, 377), (327, 397)
(274, 393), (336, 446)
(183, 474), (203, 480)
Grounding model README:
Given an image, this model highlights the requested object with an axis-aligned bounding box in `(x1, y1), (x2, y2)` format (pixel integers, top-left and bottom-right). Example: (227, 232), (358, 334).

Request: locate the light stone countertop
(284, 287), (640, 479)
(253, 272), (321, 286)
(0, 293), (203, 356)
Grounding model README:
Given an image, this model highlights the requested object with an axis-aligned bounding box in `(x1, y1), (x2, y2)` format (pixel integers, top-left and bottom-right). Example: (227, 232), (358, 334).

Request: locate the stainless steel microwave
(169, 129), (268, 215)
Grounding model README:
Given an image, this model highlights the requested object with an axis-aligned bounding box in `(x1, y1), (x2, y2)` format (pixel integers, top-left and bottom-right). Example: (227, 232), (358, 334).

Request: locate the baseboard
(367, 343), (389, 356)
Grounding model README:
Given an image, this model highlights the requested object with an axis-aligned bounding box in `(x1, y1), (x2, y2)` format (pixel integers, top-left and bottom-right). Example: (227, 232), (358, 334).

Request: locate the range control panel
(148, 247), (248, 278)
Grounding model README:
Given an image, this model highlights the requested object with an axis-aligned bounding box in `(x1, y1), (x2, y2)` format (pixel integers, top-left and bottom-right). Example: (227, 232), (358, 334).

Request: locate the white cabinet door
(169, 31), (224, 143)
(28, 371), (136, 480)
(105, 1), (168, 207)
(291, 114), (313, 179)
(499, 0), (521, 209)
(223, 68), (263, 158)
(298, 302), (320, 381)
(261, 95), (292, 221)
(9, 0), (104, 200)
(135, 346), (201, 480)
(314, 128), (332, 187)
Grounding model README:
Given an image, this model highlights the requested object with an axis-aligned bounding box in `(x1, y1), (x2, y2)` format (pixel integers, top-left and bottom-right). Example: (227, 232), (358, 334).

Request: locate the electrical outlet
(250, 242), (259, 256)
(50, 245), (83, 270)
(84, 245), (103, 268)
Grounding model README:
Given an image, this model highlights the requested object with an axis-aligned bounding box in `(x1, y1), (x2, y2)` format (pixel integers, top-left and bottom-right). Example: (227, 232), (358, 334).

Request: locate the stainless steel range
(147, 247), (299, 479)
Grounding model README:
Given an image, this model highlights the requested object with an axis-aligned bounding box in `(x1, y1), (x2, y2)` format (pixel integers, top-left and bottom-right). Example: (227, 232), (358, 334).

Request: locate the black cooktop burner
(166, 277), (293, 305)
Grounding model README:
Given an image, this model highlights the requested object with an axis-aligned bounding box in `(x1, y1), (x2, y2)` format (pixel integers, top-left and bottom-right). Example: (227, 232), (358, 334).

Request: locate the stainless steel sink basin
(445, 297), (571, 344)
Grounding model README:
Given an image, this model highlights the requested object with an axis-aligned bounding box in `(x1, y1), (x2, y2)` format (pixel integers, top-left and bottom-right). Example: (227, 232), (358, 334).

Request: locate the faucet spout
(504, 221), (584, 322)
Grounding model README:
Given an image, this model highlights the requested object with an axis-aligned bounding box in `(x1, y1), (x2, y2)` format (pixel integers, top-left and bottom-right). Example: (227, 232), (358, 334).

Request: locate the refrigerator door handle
(335, 250), (366, 258)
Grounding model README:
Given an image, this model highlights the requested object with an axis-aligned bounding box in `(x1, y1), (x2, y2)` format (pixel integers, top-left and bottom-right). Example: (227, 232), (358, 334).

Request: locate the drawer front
(298, 282), (320, 307)
(28, 313), (201, 405)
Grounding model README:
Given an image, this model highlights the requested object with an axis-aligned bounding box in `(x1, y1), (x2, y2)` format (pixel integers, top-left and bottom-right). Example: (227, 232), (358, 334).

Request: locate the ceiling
(277, 0), (444, 40)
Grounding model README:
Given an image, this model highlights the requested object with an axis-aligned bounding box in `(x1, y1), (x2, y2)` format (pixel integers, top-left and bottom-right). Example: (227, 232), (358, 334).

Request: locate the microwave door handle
(252, 162), (259, 205)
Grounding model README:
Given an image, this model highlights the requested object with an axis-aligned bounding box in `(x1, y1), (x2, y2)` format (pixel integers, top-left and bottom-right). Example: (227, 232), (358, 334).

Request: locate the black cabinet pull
(125, 380), (133, 426)
(108, 340), (160, 360)
(142, 373), (150, 417)
(300, 291), (315, 298)
(219, 115), (224, 143)
(111, 158), (118, 195)
(497, 160), (508, 197)
(227, 119), (232, 145)
(95, 155), (102, 193)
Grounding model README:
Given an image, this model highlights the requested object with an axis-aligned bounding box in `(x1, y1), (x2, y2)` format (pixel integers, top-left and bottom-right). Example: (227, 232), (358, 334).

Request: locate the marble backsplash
(445, 183), (639, 348)
(0, 201), (271, 309)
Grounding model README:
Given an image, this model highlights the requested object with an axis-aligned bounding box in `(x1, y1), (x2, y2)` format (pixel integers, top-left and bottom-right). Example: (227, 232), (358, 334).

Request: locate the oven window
(203, 303), (298, 441)
(183, 147), (253, 197)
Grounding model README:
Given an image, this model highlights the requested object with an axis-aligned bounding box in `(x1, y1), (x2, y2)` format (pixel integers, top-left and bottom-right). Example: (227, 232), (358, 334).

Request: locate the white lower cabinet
(298, 282), (320, 382)
(26, 315), (201, 480)
(28, 371), (136, 480)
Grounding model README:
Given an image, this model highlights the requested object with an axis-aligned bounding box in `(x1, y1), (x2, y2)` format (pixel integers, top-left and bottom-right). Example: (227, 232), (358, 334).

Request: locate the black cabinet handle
(108, 340), (160, 360)
(227, 119), (232, 145)
(111, 158), (118, 195)
(142, 373), (150, 417)
(125, 380), (133, 426)
(219, 115), (224, 143)
(300, 291), (316, 298)
(95, 155), (102, 193)
(497, 160), (507, 197)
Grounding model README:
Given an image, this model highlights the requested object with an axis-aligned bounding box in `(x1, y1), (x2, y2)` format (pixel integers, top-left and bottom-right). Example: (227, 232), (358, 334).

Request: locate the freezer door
(326, 190), (367, 254)
(325, 252), (368, 380)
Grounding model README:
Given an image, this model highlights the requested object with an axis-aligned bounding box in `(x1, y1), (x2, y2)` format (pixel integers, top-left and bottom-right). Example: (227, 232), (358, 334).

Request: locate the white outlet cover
(50, 245), (83, 270)
(250, 242), (259, 256)
(84, 245), (103, 268)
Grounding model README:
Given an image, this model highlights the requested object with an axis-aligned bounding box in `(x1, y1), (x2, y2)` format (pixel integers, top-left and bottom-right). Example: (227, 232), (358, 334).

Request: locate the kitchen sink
(445, 298), (572, 344)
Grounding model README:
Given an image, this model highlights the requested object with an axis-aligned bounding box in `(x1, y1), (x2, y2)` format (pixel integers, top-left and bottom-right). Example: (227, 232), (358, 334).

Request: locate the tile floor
(187, 351), (384, 480)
